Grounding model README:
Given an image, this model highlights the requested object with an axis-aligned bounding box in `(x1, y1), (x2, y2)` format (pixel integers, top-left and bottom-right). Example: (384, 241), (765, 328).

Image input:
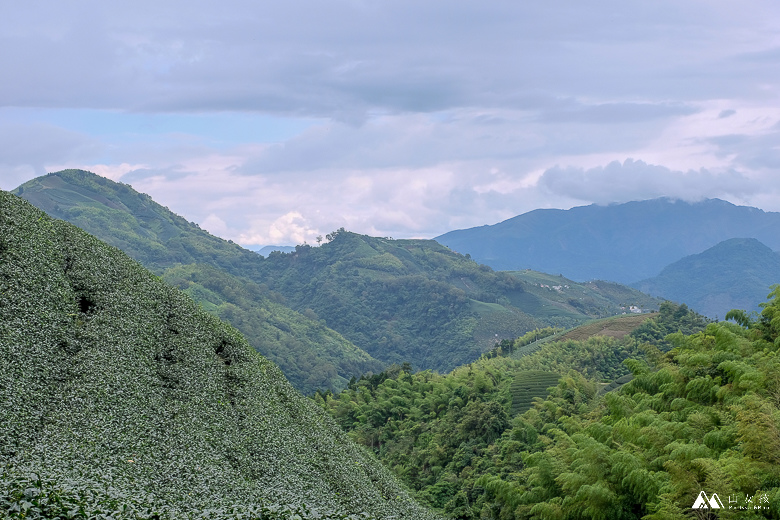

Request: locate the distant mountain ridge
(633, 237), (780, 318)
(435, 198), (780, 283)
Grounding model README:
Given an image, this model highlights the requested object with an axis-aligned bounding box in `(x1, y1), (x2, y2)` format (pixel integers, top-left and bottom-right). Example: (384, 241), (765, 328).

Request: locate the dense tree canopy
(319, 302), (780, 518)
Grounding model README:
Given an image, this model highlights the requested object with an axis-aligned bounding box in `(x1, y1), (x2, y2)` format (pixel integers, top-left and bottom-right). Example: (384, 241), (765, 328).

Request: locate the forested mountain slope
(317, 301), (780, 517)
(14, 170), (660, 380)
(436, 197), (780, 283)
(0, 190), (437, 519)
(633, 237), (780, 319)
(254, 230), (547, 371)
(245, 229), (661, 372)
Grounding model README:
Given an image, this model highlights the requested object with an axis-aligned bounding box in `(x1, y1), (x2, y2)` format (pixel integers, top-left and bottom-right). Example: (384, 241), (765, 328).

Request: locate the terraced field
(506, 313), (656, 364)
(509, 370), (561, 415)
(598, 373), (635, 396)
(555, 313), (657, 342)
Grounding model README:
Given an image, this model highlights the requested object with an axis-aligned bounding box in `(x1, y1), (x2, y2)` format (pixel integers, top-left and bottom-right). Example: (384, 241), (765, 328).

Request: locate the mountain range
(435, 197), (780, 284)
(633, 237), (780, 318)
(17, 169), (780, 376)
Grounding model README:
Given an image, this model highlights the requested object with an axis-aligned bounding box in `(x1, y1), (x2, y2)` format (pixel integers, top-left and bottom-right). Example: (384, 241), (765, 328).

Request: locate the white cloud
(537, 159), (756, 204)
(241, 211), (320, 246)
(201, 213), (229, 237)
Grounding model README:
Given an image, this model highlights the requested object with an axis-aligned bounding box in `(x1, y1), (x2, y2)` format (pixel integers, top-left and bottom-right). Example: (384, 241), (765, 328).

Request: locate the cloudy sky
(2, 1), (780, 246)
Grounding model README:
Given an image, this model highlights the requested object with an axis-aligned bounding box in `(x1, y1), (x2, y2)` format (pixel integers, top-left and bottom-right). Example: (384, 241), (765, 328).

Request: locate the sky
(2, 0), (780, 246)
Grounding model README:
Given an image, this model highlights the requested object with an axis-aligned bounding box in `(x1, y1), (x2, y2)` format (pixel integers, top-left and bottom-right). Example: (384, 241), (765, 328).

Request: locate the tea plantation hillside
(0, 191), (438, 519)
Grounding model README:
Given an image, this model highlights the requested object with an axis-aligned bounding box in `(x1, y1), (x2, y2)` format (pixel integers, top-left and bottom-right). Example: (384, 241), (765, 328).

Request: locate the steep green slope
(0, 191), (437, 519)
(436, 197), (780, 283)
(13, 170), (258, 273)
(162, 263), (381, 393)
(14, 170), (382, 393)
(633, 237), (780, 319)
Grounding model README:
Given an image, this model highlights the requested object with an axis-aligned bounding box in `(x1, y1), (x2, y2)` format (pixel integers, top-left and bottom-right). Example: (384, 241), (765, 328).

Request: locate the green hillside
(162, 263), (381, 393)
(253, 230), (549, 371)
(0, 191), (437, 519)
(14, 169), (663, 381)
(633, 237), (780, 319)
(192, 230), (661, 372)
(507, 270), (659, 319)
(13, 170), (381, 393)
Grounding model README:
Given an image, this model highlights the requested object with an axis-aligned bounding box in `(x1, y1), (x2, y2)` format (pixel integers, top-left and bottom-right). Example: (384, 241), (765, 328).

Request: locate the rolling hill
(435, 197), (780, 283)
(633, 237), (780, 318)
(0, 190), (438, 519)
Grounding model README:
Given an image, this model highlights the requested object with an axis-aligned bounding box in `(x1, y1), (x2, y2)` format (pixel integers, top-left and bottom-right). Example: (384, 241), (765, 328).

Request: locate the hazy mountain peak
(436, 197), (780, 283)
